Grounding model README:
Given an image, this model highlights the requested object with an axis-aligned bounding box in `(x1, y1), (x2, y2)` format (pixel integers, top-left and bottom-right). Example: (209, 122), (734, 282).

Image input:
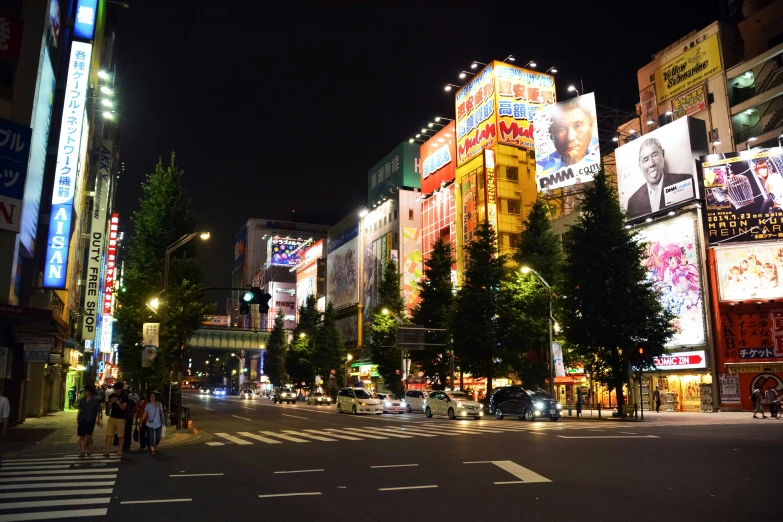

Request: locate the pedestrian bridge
(189, 327), (270, 350)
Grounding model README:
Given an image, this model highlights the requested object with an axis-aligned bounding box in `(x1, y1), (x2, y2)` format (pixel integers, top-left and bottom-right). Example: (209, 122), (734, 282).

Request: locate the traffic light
(239, 287), (272, 314)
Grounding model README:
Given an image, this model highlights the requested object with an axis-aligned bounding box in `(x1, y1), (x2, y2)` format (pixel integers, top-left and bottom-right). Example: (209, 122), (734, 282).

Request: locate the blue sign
(73, 0), (98, 40)
(0, 117), (33, 233)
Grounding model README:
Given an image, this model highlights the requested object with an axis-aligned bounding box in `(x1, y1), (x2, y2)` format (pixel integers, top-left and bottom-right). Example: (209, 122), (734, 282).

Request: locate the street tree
(558, 168), (675, 416)
(452, 222), (506, 399)
(289, 296), (320, 391)
(114, 153), (208, 394)
(264, 310), (288, 387)
(369, 259), (406, 394)
(315, 303), (346, 399)
(411, 237), (454, 389)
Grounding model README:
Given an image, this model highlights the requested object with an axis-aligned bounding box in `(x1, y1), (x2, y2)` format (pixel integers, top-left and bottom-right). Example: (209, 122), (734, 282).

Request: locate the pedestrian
(104, 382), (128, 457)
(576, 387), (583, 417)
(67, 386), (76, 409)
(752, 386), (766, 418)
(121, 387), (136, 453)
(128, 388), (139, 403)
(140, 391), (164, 455)
(136, 391), (149, 451)
(76, 385), (102, 457)
(765, 387), (779, 418)
(653, 386), (662, 413)
(97, 385), (106, 404)
(0, 385), (10, 437)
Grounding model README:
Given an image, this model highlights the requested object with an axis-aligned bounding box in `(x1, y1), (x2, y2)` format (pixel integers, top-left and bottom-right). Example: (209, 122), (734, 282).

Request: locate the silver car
(424, 391), (484, 420)
(376, 393), (406, 414)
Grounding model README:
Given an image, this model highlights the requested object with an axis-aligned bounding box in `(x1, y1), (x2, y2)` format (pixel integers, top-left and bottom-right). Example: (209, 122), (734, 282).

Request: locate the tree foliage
(369, 259), (406, 394)
(558, 168), (675, 415)
(264, 310), (288, 387)
(315, 303), (346, 399)
(288, 296), (320, 390)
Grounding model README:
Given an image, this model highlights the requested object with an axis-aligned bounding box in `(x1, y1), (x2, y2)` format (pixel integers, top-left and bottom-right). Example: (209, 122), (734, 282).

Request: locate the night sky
(116, 0), (724, 290)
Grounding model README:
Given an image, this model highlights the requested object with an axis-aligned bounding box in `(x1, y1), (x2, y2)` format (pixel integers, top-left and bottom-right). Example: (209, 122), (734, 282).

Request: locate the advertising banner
(402, 227), (422, 312)
(336, 314), (358, 345)
(533, 92), (600, 191)
(617, 117), (704, 221)
(420, 121), (456, 196)
(485, 149), (497, 232)
(368, 142), (420, 205)
(269, 237), (306, 266)
(99, 314), (113, 353)
(141, 322), (159, 368)
(654, 33), (722, 103)
(0, 117), (32, 233)
(81, 141), (112, 340)
(701, 148), (783, 244)
(327, 225), (359, 309)
(362, 236), (386, 324)
(461, 169), (479, 246)
(638, 213), (706, 346)
(73, 0), (97, 40)
(719, 372), (741, 403)
(44, 41), (92, 288)
(715, 244), (783, 301)
(640, 84), (658, 136)
(652, 350), (707, 370)
(671, 83), (708, 120)
(102, 213), (119, 315)
(456, 65), (496, 166)
(552, 343), (565, 377)
(716, 310), (783, 368)
(234, 224), (247, 269)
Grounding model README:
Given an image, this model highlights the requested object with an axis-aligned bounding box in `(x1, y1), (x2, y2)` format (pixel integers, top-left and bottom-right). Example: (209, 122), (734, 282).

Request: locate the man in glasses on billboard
(626, 137), (693, 219)
(540, 96), (600, 176)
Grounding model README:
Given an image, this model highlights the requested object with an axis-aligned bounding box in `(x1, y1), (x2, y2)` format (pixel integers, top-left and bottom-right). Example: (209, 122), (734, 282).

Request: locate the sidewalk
(0, 410), (200, 458)
(558, 407), (783, 426)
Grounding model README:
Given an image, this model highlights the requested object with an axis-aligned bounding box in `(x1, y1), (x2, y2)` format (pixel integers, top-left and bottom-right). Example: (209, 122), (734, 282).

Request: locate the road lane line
(0, 481), (115, 490)
(120, 499), (192, 504)
(213, 433), (253, 445)
(0, 508), (107, 520)
(314, 430), (363, 441)
(281, 430), (337, 442)
(202, 407), (215, 411)
(0, 489), (113, 500)
(621, 432), (637, 435)
(326, 429), (389, 440)
(237, 432), (283, 444)
(558, 435), (660, 439)
(273, 469), (324, 474)
(464, 461), (491, 464)
(378, 485), (438, 491)
(258, 492), (321, 498)
(205, 442), (224, 446)
(0, 497), (111, 510)
(169, 473), (224, 477)
(281, 414), (308, 419)
(489, 460), (552, 483)
(345, 427), (412, 439)
(232, 415), (253, 422)
(259, 431), (310, 443)
(405, 424), (501, 435)
(494, 481), (525, 485)
(371, 464), (418, 469)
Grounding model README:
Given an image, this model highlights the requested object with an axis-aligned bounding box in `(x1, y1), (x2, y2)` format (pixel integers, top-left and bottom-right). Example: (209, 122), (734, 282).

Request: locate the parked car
(424, 391), (484, 420)
(307, 392), (332, 406)
(337, 387), (382, 415)
(213, 387), (227, 396)
(403, 389), (431, 413)
(489, 386), (562, 421)
(240, 389), (255, 400)
(376, 393), (406, 414)
(273, 387), (297, 404)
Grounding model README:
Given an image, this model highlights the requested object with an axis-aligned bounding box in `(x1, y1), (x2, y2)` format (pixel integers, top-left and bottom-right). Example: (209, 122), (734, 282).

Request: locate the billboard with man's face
(616, 117), (707, 221)
(533, 92), (600, 191)
(700, 148), (783, 244)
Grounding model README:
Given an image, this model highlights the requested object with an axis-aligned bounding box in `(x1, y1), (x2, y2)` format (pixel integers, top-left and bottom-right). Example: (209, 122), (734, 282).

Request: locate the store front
(554, 369), (589, 406)
(647, 371), (712, 412)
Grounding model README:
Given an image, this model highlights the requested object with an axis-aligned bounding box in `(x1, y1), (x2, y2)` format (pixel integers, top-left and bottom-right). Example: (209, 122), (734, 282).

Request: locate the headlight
(556, 403), (562, 410)
(456, 402), (463, 408)
(535, 401), (544, 410)
(384, 401), (392, 407)
(358, 402), (365, 406)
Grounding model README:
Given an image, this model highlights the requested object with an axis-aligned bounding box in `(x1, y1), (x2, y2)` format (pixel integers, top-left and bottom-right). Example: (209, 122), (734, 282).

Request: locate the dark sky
(115, 0), (726, 290)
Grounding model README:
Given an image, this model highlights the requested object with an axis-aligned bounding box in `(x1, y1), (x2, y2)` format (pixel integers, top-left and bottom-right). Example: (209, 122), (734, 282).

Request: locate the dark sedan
(489, 386), (562, 421)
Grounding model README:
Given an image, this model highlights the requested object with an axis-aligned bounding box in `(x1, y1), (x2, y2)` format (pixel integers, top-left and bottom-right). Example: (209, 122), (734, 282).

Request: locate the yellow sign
(654, 33), (721, 103)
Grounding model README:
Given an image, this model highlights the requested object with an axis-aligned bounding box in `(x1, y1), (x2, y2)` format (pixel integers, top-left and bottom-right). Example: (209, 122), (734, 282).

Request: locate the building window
(389, 213), (392, 222)
(503, 166), (519, 181)
(394, 209), (398, 220)
(505, 198), (521, 215)
(409, 209), (414, 220)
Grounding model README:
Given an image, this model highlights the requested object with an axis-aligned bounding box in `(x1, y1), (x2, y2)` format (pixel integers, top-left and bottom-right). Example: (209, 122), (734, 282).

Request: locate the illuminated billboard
(74, 0), (97, 40)
(455, 61), (556, 166)
(616, 116), (707, 221)
(368, 142), (420, 205)
(671, 83), (708, 120)
(102, 213), (119, 316)
(44, 41), (92, 288)
(654, 33), (721, 103)
(327, 225), (359, 309)
(295, 240), (323, 318)
(533, 92), (600, 191)
(700, 148), (783, 244)
(420, 121), (456, 196)
(0, 118), (32, 233)
(715, 243), (783, 301)
(638, 213), (706, 346)
(268, 237), (306, 266)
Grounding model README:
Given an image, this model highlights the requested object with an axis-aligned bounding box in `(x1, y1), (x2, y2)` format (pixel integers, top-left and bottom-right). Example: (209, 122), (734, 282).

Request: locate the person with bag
(104, 382), (128, 457)
(752, 386), (766, 418)
(140, 391), (165, 455)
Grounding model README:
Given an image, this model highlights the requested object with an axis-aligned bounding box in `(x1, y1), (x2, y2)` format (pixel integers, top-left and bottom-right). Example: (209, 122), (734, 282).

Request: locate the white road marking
(120, 498), (192, 504)
(259, 431), (310, 443)
(621, 432), (637, 435)
(0, 497), (111, 510)
(0, 469), (118, 477)
(281, 414), (308, 419)
(258, 492), (321, 498)
(232, 415), (253, 422)
(213, 433), (253, 445)
(329, 428), (390, 439)
(0, 508), (107, 520)
(0, 481), (115, 490)
(273, 469), (324, 474)
(205, 442), (225, 446)
(169, 473), (224, 477)
(378, 485), (438, 491)
(0, 465), (72, 471)
(0, 457), (114, 464)
(0, 475), (116, 483)
(558, 435), (660, 439)
(348, 427), (413, 439)
(281, 430), (337, 442)
(482, 460), (552, 483)
(463, 461), (491, 464)
(364, 426), (437, 437)
(371, 464), (419, 469)
(202, 407), (215, 411)
(237, 432), (283, 444)
(313, 430), (363, 441)
(494, 481), (525, 485)
(0, 488), (113, 499)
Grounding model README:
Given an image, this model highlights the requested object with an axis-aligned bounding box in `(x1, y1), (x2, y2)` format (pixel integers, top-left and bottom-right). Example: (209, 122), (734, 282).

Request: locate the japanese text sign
(0, 118), (32, 233)
(44, 41), (92, 288)
(74, 0), (97, 40)
(654, 33), (722, 103)
(420, 121), (456, 196)
(367, 142), (420, 205)
(99, 313), (113, 353)
(485, 149), (497, 234)
(716, 310), (783, 365)
(102, 212), (118, 315)
(671, 83), (708, 120)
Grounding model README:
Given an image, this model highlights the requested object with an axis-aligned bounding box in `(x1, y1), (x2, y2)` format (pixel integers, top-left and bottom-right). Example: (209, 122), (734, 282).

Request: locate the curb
(158, 428), (201, 448)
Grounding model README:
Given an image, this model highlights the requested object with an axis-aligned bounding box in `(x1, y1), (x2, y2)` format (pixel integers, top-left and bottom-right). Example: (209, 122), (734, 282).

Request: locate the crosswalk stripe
(363, 426), (439, 437)
(0, 488), (113, 500)
(0, 475), (116, 484)
(214, 433), (253, 445)
(0, 508), (108, 521)
(236, 432), (283, 444)
(0, 469), (119, 477)
(395, 426), (460, 436)
(415, 423), (506, 434)
(281, 430), (338, 442)
(0, 465), (72, 471)
(0, 497), (111, 510)
(342, 427), (412, 439)
(0, 457), (114, 465)
(413, 426), (502, 435)
(314, 430), (363, 441)
(323, 429), (388, 440)
(0, 481), (115, 491)
(259, 431), (310, 443)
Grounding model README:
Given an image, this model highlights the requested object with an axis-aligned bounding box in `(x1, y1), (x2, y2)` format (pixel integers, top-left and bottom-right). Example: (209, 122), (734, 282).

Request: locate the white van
(403, 389), (432, 413)
(337, 387), (382, 415)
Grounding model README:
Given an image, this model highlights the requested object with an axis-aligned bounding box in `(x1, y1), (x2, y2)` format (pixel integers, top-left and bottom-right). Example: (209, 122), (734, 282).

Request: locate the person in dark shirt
(77, 384), (102, 457)
(104, 382), (128, 457)
(122, 388), (136, 453)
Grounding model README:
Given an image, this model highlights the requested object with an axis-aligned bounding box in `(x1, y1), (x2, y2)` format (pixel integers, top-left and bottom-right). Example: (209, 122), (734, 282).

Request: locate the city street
(1, 392), (781, 521)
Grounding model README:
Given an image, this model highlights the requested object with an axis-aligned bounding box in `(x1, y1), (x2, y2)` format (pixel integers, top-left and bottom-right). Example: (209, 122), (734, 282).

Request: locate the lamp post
(163, 231), (210, 294)
(345, 354), (353, 387)
(521, 267), (555, 396)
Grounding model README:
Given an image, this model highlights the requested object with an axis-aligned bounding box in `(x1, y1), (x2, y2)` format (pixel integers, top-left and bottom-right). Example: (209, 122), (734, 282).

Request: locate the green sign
(367, 142), (420, 205)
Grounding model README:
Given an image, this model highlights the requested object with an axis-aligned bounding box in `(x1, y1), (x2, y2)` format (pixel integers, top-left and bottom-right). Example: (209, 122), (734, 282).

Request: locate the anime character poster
(638, 213), (706, 346)
(715, 243), (783, 301)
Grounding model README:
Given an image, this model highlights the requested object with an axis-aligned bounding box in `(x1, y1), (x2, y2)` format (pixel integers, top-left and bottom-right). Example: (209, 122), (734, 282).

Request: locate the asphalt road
(1, 391), (781, 521)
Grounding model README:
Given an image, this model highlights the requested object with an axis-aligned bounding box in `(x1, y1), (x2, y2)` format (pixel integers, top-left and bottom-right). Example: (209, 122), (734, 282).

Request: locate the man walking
(104, 382), (128, 457)
(77, 385), (102, 456)
(653, 386), (662, 413)
(752, 386), (766, 418)
(765, 387), (779, 418)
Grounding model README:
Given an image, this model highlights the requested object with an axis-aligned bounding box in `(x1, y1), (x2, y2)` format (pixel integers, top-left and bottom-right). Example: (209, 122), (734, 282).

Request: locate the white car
(307, 392), (332, 406)
(424, 391), (484, 420)
(213, 387), (227, 396)
(403, 389), (432, 413)
(376, 393), (406, 414)
(337, 387), (382, 415)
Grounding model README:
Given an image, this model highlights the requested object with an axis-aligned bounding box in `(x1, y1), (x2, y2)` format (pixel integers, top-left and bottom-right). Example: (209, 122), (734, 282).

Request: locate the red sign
(0, 12), (23, 61)
(102, 213), (119, 315)
(652, 350), (706, 370)
(420, 121), (456, 196)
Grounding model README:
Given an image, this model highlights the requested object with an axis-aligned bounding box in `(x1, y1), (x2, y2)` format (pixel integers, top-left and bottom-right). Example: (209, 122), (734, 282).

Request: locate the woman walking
(140, 391), (164, 455)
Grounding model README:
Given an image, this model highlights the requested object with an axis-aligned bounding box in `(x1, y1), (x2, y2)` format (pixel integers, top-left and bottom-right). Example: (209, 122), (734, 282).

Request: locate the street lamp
(567, 85), (580, 96)
(164, 231), (210, 293)
(521, 266), (555, 396)
(345, 354), (353, 387)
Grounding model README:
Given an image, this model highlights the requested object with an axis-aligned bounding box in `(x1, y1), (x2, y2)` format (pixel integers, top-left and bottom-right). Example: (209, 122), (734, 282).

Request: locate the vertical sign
(484, 148), (497, 233)
(640, 84), (658, 135)
(73, 0), (97, 40)
(99, 316), (112, 353)
(552, 342), (565, 377)
(81, 141), (112, 340)
(43, 41), (92, 288)
(102, 213), (118, 315)
(141, 323), (159, 368)
(0, 118), (32, 232)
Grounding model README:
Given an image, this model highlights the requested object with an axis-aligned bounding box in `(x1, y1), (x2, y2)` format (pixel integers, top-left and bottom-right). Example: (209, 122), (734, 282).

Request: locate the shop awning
(350, 357), (374, 368)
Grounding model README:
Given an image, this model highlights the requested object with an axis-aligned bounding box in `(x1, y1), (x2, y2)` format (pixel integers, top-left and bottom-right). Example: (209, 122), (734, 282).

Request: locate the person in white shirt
(0, 385), (10, 437)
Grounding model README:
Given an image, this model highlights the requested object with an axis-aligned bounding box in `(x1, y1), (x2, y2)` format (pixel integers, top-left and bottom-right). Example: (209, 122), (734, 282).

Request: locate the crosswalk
(0, 454), (119, 520)
(206, 421), (625, 447)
